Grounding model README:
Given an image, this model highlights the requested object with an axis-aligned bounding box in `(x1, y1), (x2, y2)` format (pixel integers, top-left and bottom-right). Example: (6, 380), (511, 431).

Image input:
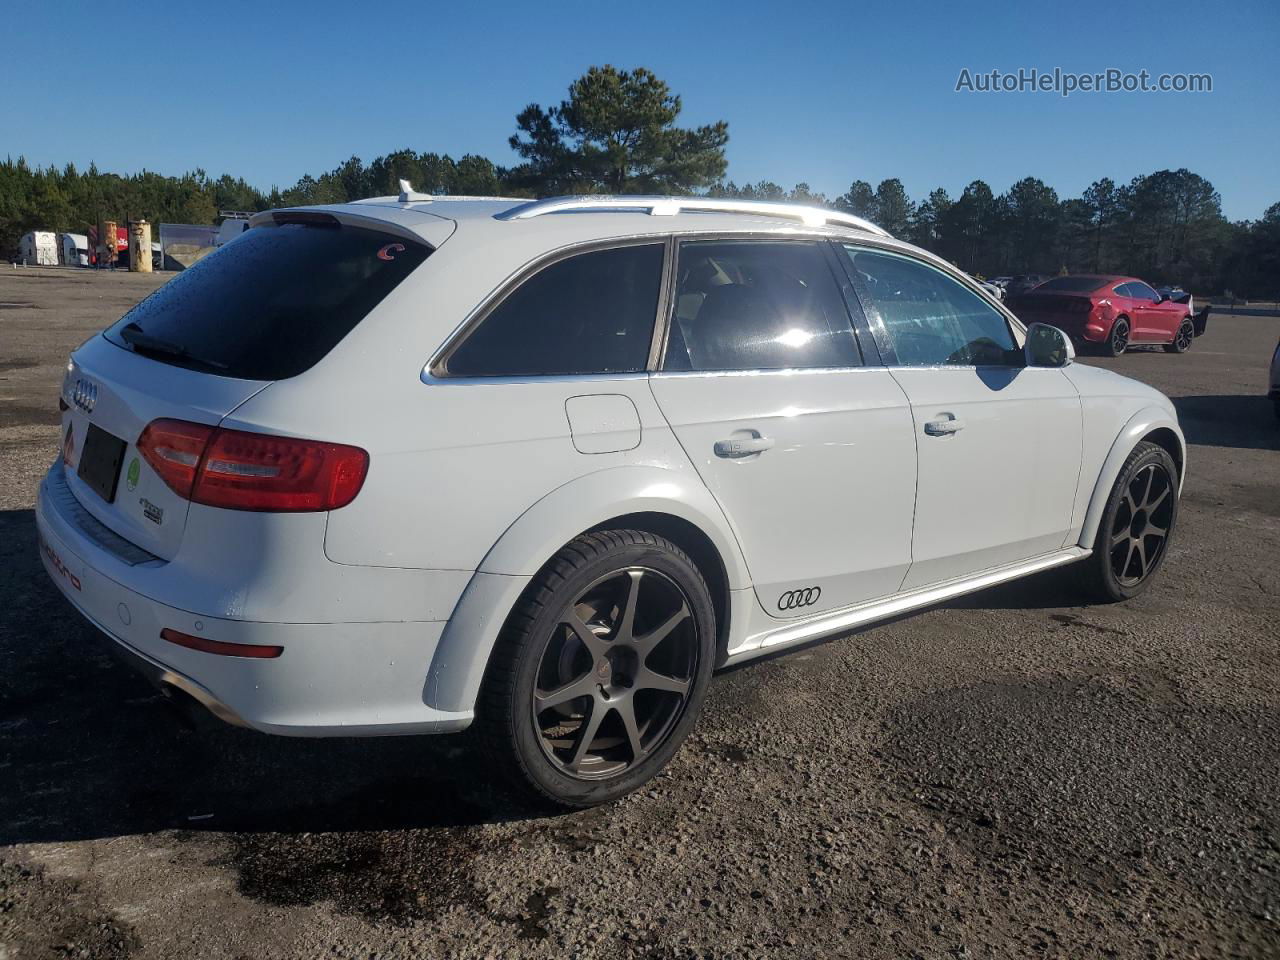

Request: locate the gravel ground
(1, 267), (1277, 959)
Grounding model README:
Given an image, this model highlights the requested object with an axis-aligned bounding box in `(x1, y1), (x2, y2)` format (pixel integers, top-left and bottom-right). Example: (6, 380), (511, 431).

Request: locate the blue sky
(4, 0), (1276, 219)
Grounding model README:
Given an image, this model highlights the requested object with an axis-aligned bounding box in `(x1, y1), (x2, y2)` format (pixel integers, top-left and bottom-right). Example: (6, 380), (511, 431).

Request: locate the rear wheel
(1105, 317), (1130, 357)
(476, 530), (715, 808)
(1164, 317), (1194, 353)
(1077, 441), (1179, 602)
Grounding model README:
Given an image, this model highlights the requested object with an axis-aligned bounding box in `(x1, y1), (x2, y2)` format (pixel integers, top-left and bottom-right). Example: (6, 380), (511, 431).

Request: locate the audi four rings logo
(72, 378), (98, 414)
(778, 586), (821, 610)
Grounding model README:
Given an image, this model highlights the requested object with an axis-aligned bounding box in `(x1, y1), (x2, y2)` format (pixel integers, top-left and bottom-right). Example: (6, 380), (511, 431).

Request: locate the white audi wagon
(38, 191), (1185, 806)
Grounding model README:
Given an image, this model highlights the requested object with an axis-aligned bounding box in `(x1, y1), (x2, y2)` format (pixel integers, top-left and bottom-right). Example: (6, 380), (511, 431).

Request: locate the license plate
(77, 423), (128, 503)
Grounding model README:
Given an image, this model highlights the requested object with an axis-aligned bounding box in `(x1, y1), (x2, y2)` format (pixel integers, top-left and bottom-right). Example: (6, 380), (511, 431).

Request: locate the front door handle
(714, 435), (775, 458)
(924, 416), (964, 436)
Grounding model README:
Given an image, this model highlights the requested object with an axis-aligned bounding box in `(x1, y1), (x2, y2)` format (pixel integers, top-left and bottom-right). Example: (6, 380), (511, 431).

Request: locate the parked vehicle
(1270, 335), (1280, 421)
(37, 194), (1185, 807)
(977, 279), (1004, 301)
(60, 233), (90, 267)
(88, 225), (129, 267)
(18, 231), (58, 265)
(1006, 274), (1197, 357)
(214, 217), (251, 247)
(1004, 274), (1050, 297)
(1156, 285), (1192, 306)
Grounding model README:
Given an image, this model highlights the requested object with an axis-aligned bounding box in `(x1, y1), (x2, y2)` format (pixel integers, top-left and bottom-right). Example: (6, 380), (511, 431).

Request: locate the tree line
(2, 65), (1276, 296)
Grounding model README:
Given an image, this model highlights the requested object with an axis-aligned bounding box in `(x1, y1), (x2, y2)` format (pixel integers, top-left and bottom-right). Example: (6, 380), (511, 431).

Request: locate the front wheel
(1077, 441), (1180, 602)
(1164, 317), (1194, 353)
(476, 530), (716, 808)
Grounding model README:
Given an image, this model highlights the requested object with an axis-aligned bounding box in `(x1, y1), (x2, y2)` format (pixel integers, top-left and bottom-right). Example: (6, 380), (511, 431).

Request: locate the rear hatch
(60, 213), (433, 561)
(1007, 291), (1095, 332)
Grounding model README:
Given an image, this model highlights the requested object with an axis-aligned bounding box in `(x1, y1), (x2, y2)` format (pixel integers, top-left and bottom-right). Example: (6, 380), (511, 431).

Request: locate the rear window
(104, 220), (429, 380)
(1036, 276), (1106, 293)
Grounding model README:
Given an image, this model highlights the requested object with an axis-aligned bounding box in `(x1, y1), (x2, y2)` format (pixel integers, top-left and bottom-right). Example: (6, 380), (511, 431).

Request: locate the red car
(1006, 275), (1196, 357)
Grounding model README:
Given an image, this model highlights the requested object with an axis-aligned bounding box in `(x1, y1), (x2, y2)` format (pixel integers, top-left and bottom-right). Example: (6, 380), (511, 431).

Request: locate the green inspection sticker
(125, 457), (140, 491)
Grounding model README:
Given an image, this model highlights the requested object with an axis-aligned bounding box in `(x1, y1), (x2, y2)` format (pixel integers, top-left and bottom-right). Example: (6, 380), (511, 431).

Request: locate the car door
(837, 244), (1084, 590)
(649, 238), (917, 618)
(1126, 281), (1165, 341)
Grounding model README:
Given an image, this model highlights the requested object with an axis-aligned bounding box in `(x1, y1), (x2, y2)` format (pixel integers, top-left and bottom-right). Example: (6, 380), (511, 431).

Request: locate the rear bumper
(36, 463), (473, 737)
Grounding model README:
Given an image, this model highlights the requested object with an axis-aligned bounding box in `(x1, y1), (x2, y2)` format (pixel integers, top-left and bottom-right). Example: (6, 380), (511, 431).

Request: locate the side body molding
(424, 465), (750, 713)
(1077, 404), (1186, 550)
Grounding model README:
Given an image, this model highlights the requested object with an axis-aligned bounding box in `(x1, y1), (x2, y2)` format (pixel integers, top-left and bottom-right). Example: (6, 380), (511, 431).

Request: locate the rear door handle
(924, 416), (964, 436)
(714, 436), (775, 458)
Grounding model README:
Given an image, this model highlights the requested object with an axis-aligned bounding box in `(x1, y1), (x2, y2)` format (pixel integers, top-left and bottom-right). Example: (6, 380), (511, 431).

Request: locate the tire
(476, 530), (716, 808)
(1077, 441), (1180, 603)
(1164, 317), (1194, 353)
(1104, 317), (1130, 357)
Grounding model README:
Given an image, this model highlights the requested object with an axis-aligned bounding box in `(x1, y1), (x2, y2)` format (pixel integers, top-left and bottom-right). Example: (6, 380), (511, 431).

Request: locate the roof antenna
(398, 179), (432, 203)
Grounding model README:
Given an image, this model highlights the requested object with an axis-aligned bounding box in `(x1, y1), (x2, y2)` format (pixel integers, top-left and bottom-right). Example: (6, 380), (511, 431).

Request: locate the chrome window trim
(424, 235), (670, 383)
(649, 364), (883, 380)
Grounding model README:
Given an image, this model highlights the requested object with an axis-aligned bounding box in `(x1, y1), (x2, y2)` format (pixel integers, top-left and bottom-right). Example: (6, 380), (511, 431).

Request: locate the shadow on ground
(1173, 395), (1280, 451)
(0, 508), (549, 847)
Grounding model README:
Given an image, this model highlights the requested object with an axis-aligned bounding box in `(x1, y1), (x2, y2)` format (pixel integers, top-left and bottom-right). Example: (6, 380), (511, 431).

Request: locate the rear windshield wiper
(120, 323), (228, 373)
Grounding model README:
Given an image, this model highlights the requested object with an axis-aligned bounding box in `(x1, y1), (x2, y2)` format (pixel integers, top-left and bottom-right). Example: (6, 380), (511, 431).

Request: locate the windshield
(105, 220), (430, 380)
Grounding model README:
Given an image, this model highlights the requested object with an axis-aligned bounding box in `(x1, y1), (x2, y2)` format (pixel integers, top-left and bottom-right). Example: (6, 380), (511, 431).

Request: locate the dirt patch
(0, 859), (141, 959)
(881, 675), (1280, 956)
(0, 402), (61, 428)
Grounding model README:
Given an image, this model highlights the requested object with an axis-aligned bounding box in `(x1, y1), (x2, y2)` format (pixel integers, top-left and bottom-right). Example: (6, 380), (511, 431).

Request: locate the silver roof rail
(493, 195), (890, 237)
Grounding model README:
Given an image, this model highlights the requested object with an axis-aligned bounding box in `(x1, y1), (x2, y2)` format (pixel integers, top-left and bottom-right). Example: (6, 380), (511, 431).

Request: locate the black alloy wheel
(1165, 317), (1194, 353)
(1078, 441), (1180, 602)
(1107, 462), (1175, 587)
(531, 567), (698, 779)
(477, 530), (715, 807)
(1107, 318), (1130, 357)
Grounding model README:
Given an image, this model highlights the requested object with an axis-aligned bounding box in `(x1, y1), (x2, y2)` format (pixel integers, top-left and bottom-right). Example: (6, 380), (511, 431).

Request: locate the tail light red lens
(197, 427), (369, 511)
(137, 418), (368, 512)
(136, 419), (214, 498)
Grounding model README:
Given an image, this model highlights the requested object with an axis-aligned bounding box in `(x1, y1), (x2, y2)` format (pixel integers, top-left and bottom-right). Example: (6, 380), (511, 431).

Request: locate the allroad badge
(139, 498), (163, 525)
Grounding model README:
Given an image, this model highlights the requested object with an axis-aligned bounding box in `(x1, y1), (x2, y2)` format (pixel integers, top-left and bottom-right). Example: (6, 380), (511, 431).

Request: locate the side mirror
(1025, 323), (1074, 368)
(1157, 292), (1170, 303)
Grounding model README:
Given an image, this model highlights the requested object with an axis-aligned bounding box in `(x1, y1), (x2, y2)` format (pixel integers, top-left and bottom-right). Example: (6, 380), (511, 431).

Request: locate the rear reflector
(137, 418), (368, 512)
(161, 628), (283, 659)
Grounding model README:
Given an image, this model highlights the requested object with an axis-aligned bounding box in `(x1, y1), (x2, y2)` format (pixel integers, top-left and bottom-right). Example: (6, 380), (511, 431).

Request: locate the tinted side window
(842, 246), (1019, 366)
(663, 241), (860, 371)
(446, 244), (663, 377)
(1114, 283), (1135, 298)
(1130, 282), (1158, 302)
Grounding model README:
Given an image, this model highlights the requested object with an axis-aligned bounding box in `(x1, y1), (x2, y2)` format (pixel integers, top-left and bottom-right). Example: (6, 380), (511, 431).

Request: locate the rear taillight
(137, 418), (368, 512)
(137, 419), (213, 498)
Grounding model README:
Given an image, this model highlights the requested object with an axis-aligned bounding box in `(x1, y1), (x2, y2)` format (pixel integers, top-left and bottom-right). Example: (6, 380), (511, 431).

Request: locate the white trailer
(18, 231), (58, 266)
(214, 217), (250, 247)
(60, 233), (89, 267)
